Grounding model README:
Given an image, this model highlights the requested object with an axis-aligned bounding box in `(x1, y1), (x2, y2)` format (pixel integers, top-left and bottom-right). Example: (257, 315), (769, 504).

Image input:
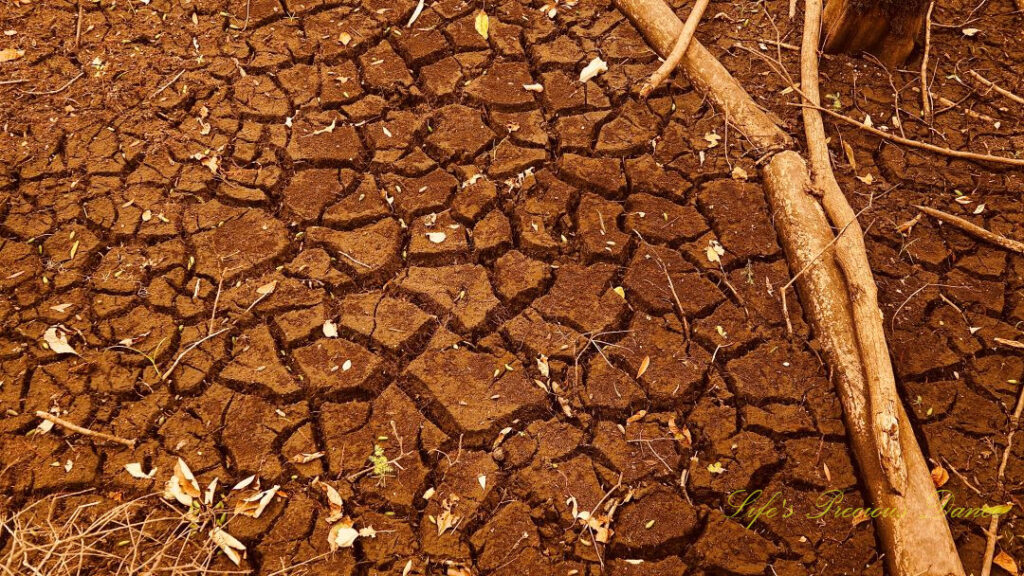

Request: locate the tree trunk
(822, 0), (929, 65)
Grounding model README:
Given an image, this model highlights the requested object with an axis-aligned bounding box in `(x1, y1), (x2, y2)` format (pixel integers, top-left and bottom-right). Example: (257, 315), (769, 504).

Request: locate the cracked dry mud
(2, 0), (1024, 574)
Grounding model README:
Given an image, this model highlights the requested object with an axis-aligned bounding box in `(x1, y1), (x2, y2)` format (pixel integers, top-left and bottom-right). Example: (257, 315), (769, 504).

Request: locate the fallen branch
(614, 0), (791, 151)
(968, 69), (1024, 106)
(800, 0), (905, 497)
(919, 1), (935, 119)
(614, 0), (967, 573)
(35, 411), (137, 448)
(979, 381), (1024, 576)
(916, 205), (1024, 255)
(638, 0), (710, 98)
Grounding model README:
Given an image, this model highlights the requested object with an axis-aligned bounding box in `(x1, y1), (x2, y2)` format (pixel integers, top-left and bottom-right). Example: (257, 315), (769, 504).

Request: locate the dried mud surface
(1, 0), (1022, 573)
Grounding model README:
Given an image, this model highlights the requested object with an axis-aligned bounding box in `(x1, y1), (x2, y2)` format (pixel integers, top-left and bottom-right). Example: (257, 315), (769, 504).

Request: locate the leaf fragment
(0, 48), (24, 63)
(210, 528), (246, 565)
(323, 319), (339, 338)
(474, 11), (489, 40)
(636, 355), (650, 379)
(579, 57), (608, 83)
(124, 462), (157, 479)
(43, 326), (79, 356)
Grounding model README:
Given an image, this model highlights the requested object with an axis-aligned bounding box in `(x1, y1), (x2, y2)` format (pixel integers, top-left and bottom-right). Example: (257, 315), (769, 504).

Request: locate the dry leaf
(731, 165), (748, 180)
(232, 475), (257, 491)
(313, 477), (346, 523)
(0, 48), (24, 63)
(626, 410), (647, 424)
(436, 495), (461, 535)
(536, 355), (550, 378)
(407, 0), (425, 27)
(704, 132), (721, 149)
(961, 27), (980, 36)
(706, 240), (725, 264)
(210, 528), (246, 565)
(522, 83), (544, 92)
(256, 280), (277, 296)
(330, 518), (361, 550)
(477, 474), (487, 490)
(994, 337), (1024, 349)
(164, 458), (201, 507)
(43, 326), (78, 356)
(636, 355), (650, 379)
(339, 32), (352, 45)
(323, 320), (339, 338)
(930, 465), (949, 488)
(426, 231), (447, 244)
(993, 550), (1019, 576)
(579, 57), (607, 83)
(474, 11), (489, 40)
(235, 485), (279, 519)
(707, 462), (726, 474)
(124, 463), (157, 479)
(291, 451), (325, 464)
(842, 141), (858, 171)
(612, 286), (626, 299)
(856, 173), (874, 185)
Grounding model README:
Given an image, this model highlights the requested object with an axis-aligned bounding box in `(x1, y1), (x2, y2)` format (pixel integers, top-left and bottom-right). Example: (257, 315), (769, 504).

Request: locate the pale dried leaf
(994, 337), (1024, 349)
(579, 57), (607, 83)
(255, 280), (277, 296)
(43, 326), (78, 355)
(994, 550), (1019, 576)
(636, 355), (650, 379)
(0, 48), (24, 63)
(210, 528), (246, 565)
(124, 462), (157, 479)
(329, 518), (360, 550)
(426, 231), (447, 244)
(474, 11), (489, 40)
(322, 320), (339, 338)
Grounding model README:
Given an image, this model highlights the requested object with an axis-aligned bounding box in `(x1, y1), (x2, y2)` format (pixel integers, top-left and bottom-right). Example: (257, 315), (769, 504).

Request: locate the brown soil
(1, 0), (1022, 574)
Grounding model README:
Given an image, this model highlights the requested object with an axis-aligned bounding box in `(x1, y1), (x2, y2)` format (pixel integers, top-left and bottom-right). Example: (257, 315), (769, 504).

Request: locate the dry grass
(0, 491), (244, 576)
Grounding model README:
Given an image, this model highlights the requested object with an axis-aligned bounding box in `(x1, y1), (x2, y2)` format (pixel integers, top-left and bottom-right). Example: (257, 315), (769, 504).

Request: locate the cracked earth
(1, 0), (1023, 573)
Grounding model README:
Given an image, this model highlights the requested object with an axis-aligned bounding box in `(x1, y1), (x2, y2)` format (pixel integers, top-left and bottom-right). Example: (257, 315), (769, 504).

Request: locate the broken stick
(36, 411), (137, 448)
(916, 205), (1024, 255)
(638, 0), (710, 98)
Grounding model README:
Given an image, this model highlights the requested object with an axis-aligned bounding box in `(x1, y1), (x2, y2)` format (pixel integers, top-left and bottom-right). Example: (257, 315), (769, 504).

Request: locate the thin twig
(150, 69), (185, 99)
(920, 2), (935, 120)
(160, 328), (230, 381)
(803, 100), (1024, 167)
(34, 412), (136, 448)
(19, 72), (84, 96)
(968, 69), (1024, 106)
(638, 0), (710, 98)
(916, 205), (1024, 255)
(75, 0), (84, 47)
